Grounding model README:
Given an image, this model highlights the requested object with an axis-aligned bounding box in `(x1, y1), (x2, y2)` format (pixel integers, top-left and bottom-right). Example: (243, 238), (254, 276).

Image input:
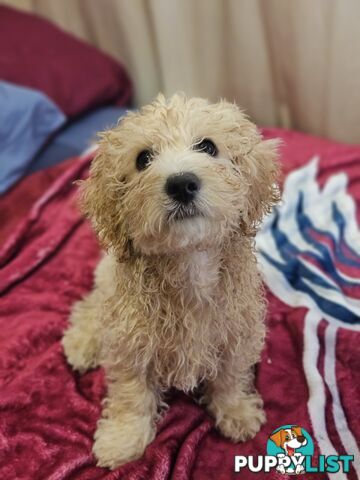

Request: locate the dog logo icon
(267, 425), (314, 475)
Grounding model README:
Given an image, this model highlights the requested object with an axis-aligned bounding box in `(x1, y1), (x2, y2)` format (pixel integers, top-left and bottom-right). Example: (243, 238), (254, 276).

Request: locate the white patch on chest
(186, 250), (220, 300)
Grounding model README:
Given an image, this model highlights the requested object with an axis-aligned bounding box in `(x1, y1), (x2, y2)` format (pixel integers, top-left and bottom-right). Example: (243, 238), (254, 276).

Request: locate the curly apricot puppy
(62, 93), (280, 469)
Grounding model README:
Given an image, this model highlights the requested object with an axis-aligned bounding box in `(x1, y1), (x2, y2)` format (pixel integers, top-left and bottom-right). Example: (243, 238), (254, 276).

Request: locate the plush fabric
(0, 81), (66, 195)
(0, 158), (75, 247)
(0, 129), (359, 479)
(30, 107), (127, 174)
(0, 6), (132, 118)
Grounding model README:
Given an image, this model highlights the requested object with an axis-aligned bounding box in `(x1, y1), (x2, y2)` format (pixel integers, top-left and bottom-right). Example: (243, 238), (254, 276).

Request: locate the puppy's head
(81, 94), (280, 259)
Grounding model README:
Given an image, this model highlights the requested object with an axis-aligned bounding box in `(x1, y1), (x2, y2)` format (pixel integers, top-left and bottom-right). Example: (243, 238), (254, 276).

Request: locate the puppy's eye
(193, 138), (218, 157)
(136, 150), (153, 171)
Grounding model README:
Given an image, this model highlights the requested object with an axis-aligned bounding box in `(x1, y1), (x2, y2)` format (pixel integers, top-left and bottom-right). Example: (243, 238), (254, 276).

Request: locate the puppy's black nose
(165, 172), (200, 204)
(297, 435), (306, 444)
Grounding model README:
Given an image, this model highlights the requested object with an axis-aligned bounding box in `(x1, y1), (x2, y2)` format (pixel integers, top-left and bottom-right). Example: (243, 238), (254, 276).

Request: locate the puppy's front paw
(209, 393), (266, 442)
(93, 415), (155, 469)
(62, 324), (99, 373)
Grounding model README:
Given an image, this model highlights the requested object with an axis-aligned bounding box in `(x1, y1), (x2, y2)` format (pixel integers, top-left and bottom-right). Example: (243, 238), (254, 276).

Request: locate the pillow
(0, 6), (132, 118)
(0, 81), (66, 194)
(30, 106), (128, 174)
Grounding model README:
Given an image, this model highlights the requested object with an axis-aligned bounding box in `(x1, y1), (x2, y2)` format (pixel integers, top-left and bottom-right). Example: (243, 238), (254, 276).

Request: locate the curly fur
(62, 93), (280, 469)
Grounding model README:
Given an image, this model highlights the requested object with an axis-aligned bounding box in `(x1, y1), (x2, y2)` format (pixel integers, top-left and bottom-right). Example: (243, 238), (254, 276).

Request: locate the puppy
(62, 93), (280, 469)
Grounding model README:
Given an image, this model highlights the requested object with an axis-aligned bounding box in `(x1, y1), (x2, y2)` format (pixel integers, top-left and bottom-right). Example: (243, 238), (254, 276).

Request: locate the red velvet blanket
(0, 129), (359, 480)
(0, 158), (76, 247)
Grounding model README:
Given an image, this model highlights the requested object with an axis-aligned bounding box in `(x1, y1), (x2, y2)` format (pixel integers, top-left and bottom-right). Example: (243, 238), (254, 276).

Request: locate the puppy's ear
(79, 139), (132, 261)
(238, 137), (281, 236)
(270, 429), (284, 447)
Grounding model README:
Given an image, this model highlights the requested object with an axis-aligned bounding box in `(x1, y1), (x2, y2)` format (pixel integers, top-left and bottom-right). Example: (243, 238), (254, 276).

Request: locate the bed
(1, 127), (359, 480)
(0, 6), (359, 480)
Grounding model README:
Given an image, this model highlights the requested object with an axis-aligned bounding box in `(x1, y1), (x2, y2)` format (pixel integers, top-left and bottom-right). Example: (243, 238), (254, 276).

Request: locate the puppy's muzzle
(165, 172), (200, 204)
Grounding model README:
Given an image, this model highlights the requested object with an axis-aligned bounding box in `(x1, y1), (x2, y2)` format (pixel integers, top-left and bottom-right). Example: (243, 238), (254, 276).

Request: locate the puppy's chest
(153, 252), (225, 389)
(154, 306), (223, 390)
(183, 251), (220, 301)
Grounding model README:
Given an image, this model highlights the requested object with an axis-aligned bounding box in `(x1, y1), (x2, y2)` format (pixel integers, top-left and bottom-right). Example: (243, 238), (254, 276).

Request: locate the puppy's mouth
(167, 203), (203, 222)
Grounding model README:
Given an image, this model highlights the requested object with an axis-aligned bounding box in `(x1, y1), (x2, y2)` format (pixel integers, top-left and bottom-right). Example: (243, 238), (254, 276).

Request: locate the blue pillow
(30, 106), (127, 174)
(0, 81), (66, 194)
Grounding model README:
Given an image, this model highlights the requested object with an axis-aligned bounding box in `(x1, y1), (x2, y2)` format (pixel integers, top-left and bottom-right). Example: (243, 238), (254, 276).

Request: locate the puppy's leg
(93, 368), (158, 469)
(205, 359), (265, 442)
(62, 289), (102, 372)
(63, 254), (115, 372)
